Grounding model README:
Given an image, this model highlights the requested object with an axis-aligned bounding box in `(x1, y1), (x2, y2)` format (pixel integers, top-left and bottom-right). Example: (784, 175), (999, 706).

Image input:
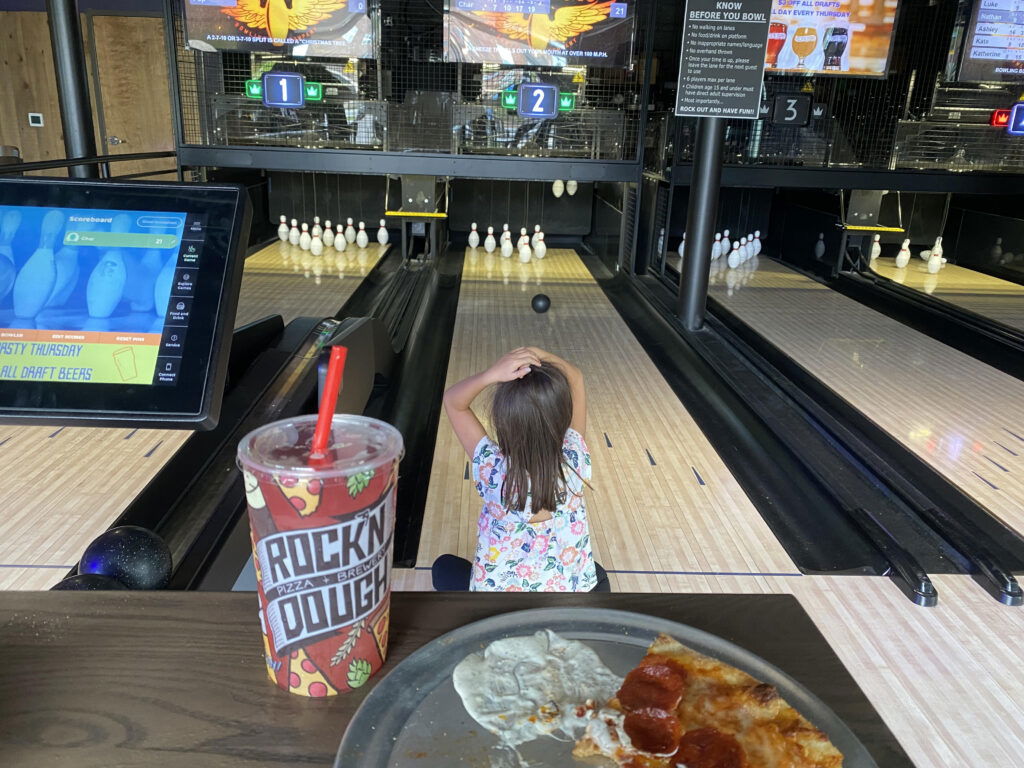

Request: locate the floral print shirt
(470, 429), (596, 592)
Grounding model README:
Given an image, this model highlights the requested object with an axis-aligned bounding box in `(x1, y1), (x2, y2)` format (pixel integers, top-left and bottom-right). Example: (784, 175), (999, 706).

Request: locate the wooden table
(0, 592), (913, 767)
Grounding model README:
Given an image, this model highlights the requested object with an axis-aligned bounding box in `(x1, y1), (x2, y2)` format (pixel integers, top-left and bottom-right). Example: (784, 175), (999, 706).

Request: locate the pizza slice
(573, 633), (844, 767)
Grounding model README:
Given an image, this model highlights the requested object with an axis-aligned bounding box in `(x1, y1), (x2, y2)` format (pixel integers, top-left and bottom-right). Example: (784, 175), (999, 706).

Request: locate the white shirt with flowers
(469, 429), (596, 592)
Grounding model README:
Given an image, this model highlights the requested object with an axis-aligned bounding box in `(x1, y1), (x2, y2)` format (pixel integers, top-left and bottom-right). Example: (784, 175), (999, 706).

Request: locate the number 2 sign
(517, 83), (558, 120)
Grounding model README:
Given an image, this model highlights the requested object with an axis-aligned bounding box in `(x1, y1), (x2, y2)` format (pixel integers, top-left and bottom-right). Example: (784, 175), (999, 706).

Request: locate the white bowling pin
(468, 222), (480, 248)
(746, 235), (754, 259)
(501, 223), (511, 244)
(722, 229), (731, 254)
(484, 226), (496, 253)
(739, 237), (749, 262)
(0, 209), (22, 301)
(311, 216), (322, 238)
(753, 230), (762, 255)
(534, 232), (547, 259)
(932, 236), (943, 261)
(566, 180), (578, 196)
(517, 227), (529, 249)
(345, 218), (357, 244)
(377, 219), (389, 246)
(814, 234), (826, 259)
(323, 221), (335, 248)
(289, 218), (300, 245)
(356, 221), (369, 248)
(727, 242), (741, 269)
(531, 224), (542, 248)
(311, 232), (324, 256)
(927, 251), (942, 274)
(552, 180), (565, 198)
(13, 209), (64, 318)
(86, 214), (132, 319)
(334, 225), (347, 252)
(895, 239), (911, 268)
(870, 234), (881, 261)
(518, 244), (532, 263)
(711, 233), (722, 260)
(500, 237), (514, 258)
(299, 223), (311, 250)
(277, 214), (289, 241)
(990, 237), (1003, 261)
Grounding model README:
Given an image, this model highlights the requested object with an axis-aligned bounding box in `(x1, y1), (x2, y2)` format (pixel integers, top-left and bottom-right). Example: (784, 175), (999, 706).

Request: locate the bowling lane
(709, 258), (1024, 536)
(870, 257), (1024, 333)
(0, 240), (386, 590)
(416, 248), (798, 579)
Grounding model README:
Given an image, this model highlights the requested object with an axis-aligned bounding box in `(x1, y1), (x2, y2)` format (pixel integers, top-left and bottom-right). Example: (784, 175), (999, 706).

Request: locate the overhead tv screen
(445, 0), (637, 68)
(184, 0), (375, 59)
(958, 0), (1024, 83)
(764, 0), (899, 77)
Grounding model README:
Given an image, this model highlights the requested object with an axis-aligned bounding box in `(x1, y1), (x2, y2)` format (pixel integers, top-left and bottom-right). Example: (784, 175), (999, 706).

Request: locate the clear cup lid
(237, 414), (404, 479)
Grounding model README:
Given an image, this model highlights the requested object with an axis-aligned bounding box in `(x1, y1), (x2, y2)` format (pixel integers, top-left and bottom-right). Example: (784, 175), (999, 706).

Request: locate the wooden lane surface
(0, 591), (908, 768)
(870, 257), (1024, 333)
(393, 568), (1024, 768)
(0, 242), (384, 591)
(416, 248), (797, 577)
(708, 258), (1024, 537)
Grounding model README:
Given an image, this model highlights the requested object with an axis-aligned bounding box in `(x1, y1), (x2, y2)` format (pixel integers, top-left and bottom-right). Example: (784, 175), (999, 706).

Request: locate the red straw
(310, 345), (348, 461)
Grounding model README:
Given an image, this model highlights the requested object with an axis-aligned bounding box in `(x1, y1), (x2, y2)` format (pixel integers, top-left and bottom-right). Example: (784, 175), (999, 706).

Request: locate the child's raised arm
(443, 348), (542, 457)
(526, 347), (586, 438)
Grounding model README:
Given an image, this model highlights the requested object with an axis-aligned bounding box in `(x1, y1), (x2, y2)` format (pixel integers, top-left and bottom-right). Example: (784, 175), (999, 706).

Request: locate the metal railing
(0, 150), (177, 178)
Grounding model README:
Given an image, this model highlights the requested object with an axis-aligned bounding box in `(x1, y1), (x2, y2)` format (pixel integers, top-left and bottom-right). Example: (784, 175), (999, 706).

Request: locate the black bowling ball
(78, 525), (172, 590)
(531, 293), (551, 313)
(52, 573), (128, 591)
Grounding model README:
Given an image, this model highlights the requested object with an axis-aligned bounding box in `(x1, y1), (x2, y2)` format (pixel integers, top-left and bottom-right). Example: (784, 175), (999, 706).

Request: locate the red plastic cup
(237, 414), (404, 697)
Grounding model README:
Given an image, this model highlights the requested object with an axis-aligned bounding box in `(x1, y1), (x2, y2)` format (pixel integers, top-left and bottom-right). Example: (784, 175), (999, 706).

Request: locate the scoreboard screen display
(958, 0), (1024, 83)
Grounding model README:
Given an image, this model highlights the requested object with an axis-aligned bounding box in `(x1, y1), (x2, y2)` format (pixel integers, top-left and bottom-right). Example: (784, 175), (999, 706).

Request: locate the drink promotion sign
(675, 0), (773, 119)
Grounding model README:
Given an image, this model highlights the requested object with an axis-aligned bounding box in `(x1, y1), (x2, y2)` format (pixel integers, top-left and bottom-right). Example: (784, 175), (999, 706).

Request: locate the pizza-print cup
(237, 415), (403, 697)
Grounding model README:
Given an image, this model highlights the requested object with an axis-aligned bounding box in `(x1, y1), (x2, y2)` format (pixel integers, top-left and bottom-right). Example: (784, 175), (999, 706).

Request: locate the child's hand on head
(486, 348), (542, 383)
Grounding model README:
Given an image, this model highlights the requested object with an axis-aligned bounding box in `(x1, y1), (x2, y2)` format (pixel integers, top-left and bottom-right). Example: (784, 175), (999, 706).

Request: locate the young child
(434, 347), (600, 592)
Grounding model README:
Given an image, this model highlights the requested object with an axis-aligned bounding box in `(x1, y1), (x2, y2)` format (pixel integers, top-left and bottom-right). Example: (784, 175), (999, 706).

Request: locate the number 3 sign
(517, 83), (558, 120)
(771, 93), (811, 127)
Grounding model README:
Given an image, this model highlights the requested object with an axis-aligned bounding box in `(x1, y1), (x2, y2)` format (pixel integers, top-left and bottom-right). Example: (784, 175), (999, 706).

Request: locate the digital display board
(0, 179), (249, 430)
(959, 0), (1024, 83)
(184, 0), (374, 59)
(764, 0), (899, 78)
(445, 0), (637, 68)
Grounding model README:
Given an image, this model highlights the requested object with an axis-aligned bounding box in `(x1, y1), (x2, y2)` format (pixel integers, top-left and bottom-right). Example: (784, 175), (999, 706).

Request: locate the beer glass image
(791, 26), (819, 68)
(823, 26), (850, 71)
(765, 21), (788, 68)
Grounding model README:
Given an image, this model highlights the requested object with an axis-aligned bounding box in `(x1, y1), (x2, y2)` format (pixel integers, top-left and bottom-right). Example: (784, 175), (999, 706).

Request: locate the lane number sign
(517, 83), (558, 120)
(263, 72), (305, 109)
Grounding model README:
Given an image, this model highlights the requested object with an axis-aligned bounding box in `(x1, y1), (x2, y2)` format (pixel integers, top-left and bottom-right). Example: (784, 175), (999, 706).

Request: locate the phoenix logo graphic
(223, 0), (344, 45)
(474, 1), (614, 51)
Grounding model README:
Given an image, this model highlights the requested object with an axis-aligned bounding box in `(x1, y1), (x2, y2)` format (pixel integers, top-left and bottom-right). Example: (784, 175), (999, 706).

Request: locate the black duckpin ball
(531, 294), (550, 313)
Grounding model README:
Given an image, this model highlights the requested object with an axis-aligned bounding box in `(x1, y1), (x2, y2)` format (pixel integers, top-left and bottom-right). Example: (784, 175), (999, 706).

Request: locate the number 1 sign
(517, 83), (558, 120)
(262, 71), (305, 109)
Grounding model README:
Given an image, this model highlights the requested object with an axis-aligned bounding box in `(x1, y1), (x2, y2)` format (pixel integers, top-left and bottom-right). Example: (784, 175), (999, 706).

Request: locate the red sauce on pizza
(673, 727), (746, 768)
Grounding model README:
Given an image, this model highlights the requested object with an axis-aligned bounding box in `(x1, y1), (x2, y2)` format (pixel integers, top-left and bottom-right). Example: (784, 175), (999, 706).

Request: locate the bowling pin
(895, 239), (911, 268)
(0, 209), (22, 301)
(356, 221), (369, 248)
(323, 220), (335, 248)
(299, 223), (311, 251)
(501, 237), (514, 258)
(990, 237), (1003, 262)
(927, 251), (942, 274)
(739, 237), (748, 262)
(345, 218), (357, 244)
(753, 230), (762, 256)
(534, 232), (546, 259)
(814, 234), (826, 259)
(484, 226), (496, 253)
(518, 243), (532, 263)
(727, 242), (741, 269)
(377, 219), (389, 246)
(289, 219), (300, 245)
(278, 214), (289, 241)
(531, 224), (542, 248)
(932, 236), (944, 264)
(501, 223), (511, 244)
(334, 225), (347, 252)
(566, 180), (578, 196)
(552, 179), (565, 198)
(311, 230), (324, 256)
(722, 229), (731, 254)
(517, 227), (530, 249)
(312, 216), (322, 238)
(677, 233), (686, 259)
(746, 235), (754, 259)
(13, 209), (64, 318)
(711, 233), (722, 260)
(86, 213), (131, 319)
(468, 222), (480, 248)
(870, 234), (881, 261)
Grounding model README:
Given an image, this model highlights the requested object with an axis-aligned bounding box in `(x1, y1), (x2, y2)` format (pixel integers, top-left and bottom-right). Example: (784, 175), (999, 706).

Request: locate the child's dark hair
(492, 362), (573, 514)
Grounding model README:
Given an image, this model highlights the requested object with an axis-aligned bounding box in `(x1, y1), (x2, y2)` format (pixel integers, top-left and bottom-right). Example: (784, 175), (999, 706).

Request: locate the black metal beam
(178, 145), (639, 182)
(0, 151), (175, 176)
(677, 118), (725, 330)
(46, 0), (99, 179)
